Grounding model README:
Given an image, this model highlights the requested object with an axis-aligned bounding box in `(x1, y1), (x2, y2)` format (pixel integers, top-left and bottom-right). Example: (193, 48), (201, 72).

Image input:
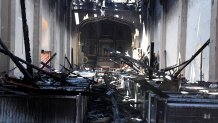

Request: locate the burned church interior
(0, 0), (218, 123)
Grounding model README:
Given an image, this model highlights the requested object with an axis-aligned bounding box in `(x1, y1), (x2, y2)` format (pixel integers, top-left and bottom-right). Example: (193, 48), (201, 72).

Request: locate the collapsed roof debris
(0, 34), (215, 122)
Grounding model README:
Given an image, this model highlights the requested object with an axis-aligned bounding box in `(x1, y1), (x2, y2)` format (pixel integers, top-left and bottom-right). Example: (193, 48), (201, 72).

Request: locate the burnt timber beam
(0, 84), (106, 96)
(174, 39), (210, 77)
(0, 48), (75, 86)
(65, 56), (74, 70)
(149, 42), (154, 80)
(40, 62), (54, 71)
(105, 48), (164, 76)
(40, 53), (57, 69)
(132, 78), (169, 98)
(0, 39), (33, 81)
(20, 0), (33, 75)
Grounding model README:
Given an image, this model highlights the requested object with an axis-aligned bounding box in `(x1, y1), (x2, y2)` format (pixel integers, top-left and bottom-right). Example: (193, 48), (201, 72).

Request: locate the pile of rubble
(1, 32), (217, 123)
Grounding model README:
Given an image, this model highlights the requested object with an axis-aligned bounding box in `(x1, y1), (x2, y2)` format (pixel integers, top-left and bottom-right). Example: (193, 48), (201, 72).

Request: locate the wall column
(32, 0), (42, 67)
(159, 1), (166, 69)
(8, 0), (16, 71)
(177, 0), (188, 74)
(0, 0), (12, 73)
(209, 0), (218, 82)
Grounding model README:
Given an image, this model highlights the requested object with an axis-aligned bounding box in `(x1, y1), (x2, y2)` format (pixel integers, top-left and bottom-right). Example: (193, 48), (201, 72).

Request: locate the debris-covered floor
(1, 36), (218, 123)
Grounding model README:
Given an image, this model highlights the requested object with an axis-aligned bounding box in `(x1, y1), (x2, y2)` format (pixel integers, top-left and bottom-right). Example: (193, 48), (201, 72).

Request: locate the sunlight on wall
(41, 16), (49, 50)
(42, 16), (48, 31)
(140, 23), (149, 56)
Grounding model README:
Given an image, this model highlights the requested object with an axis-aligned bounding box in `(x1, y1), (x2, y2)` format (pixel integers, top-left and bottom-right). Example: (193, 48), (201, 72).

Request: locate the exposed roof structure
(78, 16), (135, 33)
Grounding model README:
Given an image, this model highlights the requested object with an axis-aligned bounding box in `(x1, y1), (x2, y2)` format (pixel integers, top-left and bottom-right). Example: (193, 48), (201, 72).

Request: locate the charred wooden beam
(40, 62), (55, 71)
(0, 84), (105, 96)
(105, 48), (164, 76)
(20, 0), (33, 75)
(65, 56), (74, 70)
(133, 78), (169, 98)
(161, 60), (188, 72)
(0, 87), (29, 95)
(40, 53), (57, 69)
(149, 42), (154, 80)
(0, 39), (33, 81)
(174, 39), (210, 77)
(0, 48), (75, 86)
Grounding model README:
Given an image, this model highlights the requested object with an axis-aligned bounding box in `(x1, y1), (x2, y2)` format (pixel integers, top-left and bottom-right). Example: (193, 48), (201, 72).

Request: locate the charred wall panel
(0, 95), (77, 123)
